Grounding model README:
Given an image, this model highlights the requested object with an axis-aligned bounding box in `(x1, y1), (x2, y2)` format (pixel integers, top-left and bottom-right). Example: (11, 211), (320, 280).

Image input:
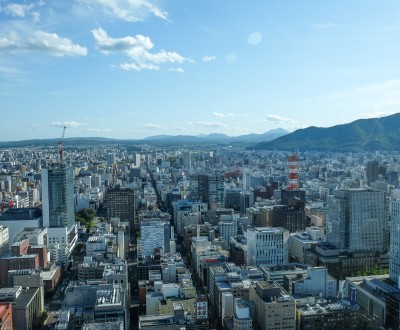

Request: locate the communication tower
(287, 153), (299, 190)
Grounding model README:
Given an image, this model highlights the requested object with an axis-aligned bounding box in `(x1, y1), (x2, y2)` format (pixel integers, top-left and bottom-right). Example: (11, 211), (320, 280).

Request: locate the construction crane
(58, 126), (66, 162)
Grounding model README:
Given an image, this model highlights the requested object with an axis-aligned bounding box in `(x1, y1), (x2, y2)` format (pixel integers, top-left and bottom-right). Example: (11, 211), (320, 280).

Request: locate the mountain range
(0, 128), (288, 148)
(251, 113), (400, 151)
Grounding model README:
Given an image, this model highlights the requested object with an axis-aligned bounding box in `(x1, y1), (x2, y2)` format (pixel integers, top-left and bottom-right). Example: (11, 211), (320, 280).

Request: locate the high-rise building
(106, 188), (135, 223)
(239, 191), (254, 216)
(140, 219), (170, 257)
(242, 169), (251, 191)
(218, 220), (237, 244)
(42, 163), (75, 231)
(183, 152), (191, 169)
(246, 227), (289, 267)
(190, 173), (224, 209)
(41, 163), (77, 263)
(390, 199), (400, 283)
(326, 189), (386, 254)
(366, 160), (379, 185)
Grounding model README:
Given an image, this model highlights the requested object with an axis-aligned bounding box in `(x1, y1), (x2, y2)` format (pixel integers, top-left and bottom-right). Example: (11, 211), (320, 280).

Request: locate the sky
(1, 0), (400, 141)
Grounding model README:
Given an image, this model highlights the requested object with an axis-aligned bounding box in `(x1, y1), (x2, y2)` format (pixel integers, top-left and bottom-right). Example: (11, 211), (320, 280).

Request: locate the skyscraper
(190, 173), (225, 209)
(42, 163), (75, 231)
(140, 219), (170, 257)
(390, 199), (400, 283)
(106, 188), (135, 223)
(41, 163), (77, 264)
(326, 189), (386, 254)
(366, 160), (379, 185)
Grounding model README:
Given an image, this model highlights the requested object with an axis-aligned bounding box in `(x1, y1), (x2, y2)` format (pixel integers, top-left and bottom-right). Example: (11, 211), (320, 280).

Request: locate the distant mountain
(0, 128), (288, 148)
(143, 129), (288, 144)
(250, 113), (400, 151)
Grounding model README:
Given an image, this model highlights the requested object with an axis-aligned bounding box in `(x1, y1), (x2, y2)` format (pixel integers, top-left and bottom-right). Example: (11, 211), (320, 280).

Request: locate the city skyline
(1, 0), (400, 141)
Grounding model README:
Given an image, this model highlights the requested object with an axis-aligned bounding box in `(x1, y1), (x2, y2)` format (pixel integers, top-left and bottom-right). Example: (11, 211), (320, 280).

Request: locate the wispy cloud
(202, 55), (216, 62)
(0, 30), (87, 57)
(212, 112), (248, 118)
(168, 67), (184, 73)
(361, 111), (396, 119)
(1, 2), (41, 22)
(52, 121), (86, 128)
(143, 123), (165, 129)
(92, 27), (190, 71)
(85, 128), (113, 133)
(212, 112), (235, 118)
(189, 121), (228, 128)
(78, 0), (168, 22)
(265, 115), (296, 124)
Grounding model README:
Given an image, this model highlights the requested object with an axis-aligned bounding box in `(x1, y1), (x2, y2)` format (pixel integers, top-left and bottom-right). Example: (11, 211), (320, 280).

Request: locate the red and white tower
(287, 154), (299, 190)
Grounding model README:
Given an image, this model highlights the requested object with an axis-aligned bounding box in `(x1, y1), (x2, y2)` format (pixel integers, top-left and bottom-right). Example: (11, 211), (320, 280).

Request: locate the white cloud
(212, 112), (235, 118)
(78, 0), (168, 22)
(247, 32), (263, 46)
(1, 2), (42, 22)
(92, 27), (189, 71)
(361, 111), (396, 119)
(143, 124), (165, 129)
(202, 55), (216, 62)
(265, 115), (296, 124)
(1, 3), (34, 17)
(86, 128), (113, 133)
(189, 121), (228, 128)
(52, 121), (85, 128)
(0, 30), (87, 57)
(168, 67), (184, 73)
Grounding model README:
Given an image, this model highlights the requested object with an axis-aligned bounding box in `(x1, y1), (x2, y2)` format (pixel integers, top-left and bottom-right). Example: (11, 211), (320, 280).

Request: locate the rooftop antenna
(58, 126), (66, 162)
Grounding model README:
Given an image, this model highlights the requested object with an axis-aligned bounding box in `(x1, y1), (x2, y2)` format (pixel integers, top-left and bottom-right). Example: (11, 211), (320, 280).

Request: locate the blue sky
(1, 0), (400, 141)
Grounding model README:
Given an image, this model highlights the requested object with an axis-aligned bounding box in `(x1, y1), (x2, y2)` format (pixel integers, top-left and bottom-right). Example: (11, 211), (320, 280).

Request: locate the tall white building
(218, 220), (237, 244)
(242, 169), (251, 192)
(390, 199), (400, 283)
(140, 219), (170, 257)
(246, 227), (289, 267)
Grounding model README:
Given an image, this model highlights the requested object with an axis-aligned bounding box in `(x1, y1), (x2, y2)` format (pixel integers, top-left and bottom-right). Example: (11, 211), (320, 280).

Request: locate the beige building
(249, 281), (296, 330)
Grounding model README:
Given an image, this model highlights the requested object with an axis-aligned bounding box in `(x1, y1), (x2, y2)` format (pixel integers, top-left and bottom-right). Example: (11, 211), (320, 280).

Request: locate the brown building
(273, 206), (309, 233)
(0, 303), (13, 330)
(0, 255), (39, 287)
(27, 246), (47, 269)
(43, 267), (62, 292)
(11, 239), (29, 257)
(106, 188), (135, 223)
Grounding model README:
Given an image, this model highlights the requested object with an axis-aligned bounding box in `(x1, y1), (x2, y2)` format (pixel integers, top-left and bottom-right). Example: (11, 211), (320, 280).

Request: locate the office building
(0, 287), (42, 330)
(326, 189), (386, 254)
(140, 219), (170, 257)
(246, 227), (289, 267)
(106, 188), (135, 223)
(390, 199), (400, 283)
(366, 160), (379, 185)
(218, 220), (237, 245)
(249, 281), (296, 330)
(41, 164), (77, 263)
(42, 164), (75, 231)
(189, 173), (225, 210)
